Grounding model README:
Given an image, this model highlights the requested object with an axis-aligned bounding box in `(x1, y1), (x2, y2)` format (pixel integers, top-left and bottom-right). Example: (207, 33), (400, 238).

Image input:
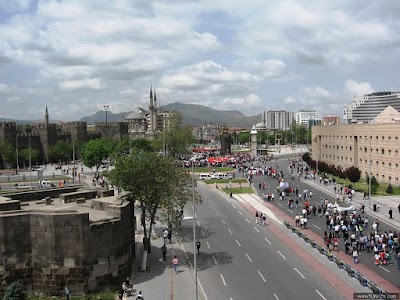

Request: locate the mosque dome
(126, 108), (146, 120)
(255, 122), (266, 129)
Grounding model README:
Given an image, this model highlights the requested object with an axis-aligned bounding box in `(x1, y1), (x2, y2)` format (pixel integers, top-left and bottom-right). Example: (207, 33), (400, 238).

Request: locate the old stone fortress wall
(0, 187), (135, 296)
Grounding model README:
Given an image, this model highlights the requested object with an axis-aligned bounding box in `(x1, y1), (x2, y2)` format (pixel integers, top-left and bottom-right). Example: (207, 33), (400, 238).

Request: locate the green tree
(82, 139), (112, 170)
(238, 132), (250, 144)
(153, 114), (196, 157)
(344, 166), (361, 183)
(108, 151), (199, 270)
(19, 148), (39, 166)
(386, 184), (393, 194)
(48, 140), (72, 163)
(0, 142), (16, 166)
(2, 281), (26, 300)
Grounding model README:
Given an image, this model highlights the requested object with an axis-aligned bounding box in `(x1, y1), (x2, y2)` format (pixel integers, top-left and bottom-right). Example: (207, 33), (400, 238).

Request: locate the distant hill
(80, 102), (261, 128)
(1, 102), (261, 128)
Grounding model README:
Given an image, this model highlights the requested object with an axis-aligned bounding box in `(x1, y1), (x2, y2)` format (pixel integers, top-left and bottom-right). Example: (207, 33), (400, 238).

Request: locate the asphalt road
(178, 182), (346, 300)
(250, 158), (400, 289)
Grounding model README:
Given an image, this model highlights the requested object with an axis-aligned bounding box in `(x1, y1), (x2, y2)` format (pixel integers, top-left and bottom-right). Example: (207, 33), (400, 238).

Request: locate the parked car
(199, 174), (212, 181)
(213, 173), (233, 180)
(38, 180), (55, 188)
(16, 183), (30, 189)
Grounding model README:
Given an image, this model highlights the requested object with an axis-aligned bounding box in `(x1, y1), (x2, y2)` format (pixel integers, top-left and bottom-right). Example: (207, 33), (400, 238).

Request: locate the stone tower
(145, 86), (155, 139)
(250, 125), (257, 158)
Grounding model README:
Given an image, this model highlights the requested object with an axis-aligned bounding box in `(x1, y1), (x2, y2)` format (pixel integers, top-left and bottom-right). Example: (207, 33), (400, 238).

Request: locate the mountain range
(1, 102), (262, 128)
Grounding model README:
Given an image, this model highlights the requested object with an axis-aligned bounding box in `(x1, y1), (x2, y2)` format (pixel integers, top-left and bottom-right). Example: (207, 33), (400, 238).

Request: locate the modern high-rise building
(295, 109), (322, 128)
(343, 91), (400, 124)
(265, 110), (294, 131)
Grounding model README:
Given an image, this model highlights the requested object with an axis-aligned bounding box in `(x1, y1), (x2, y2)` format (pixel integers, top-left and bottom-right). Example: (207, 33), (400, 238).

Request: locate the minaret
(262, 111), (266, 126)
(146, 86), (155, 139)
(45, 105), (49, 127)
(153, 89), (157, 132)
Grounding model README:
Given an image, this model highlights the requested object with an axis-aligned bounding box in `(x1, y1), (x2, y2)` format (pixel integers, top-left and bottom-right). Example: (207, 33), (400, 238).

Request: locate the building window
(365, 160), (367, 164)
(389, 163), (392, 168)
(396, 178), (399, 184)
(376, 136), (378, 141)
(382, 136), (385, 141)
(389, 150), (392, 156)
(389, 137), (391, 141)
(397, 164), (399, 169)
(381, 149), (385, 155)
(350, 158), (352, 162)
(359, 159), (362, 164)
(376, 149), (378, 154)
(349, 146), (352, 151)
(382, 162), (385, 167)
(396, 150), (399, 156)
(376, 161), (379, 166)
(396, 137), (398, 142)
(364, 147), (367, 153)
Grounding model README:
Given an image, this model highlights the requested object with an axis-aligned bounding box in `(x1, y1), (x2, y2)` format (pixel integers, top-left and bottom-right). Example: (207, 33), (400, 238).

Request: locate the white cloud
(59, 78), (104, 90)
(345, 80), (374, 97)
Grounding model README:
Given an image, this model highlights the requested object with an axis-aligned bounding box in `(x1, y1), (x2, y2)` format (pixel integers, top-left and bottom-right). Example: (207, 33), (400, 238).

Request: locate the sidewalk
(303, 178), (400, 230)
(124, 216), (199, 300)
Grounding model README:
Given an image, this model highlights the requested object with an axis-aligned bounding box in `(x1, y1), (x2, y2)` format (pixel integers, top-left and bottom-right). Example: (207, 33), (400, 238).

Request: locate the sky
(0, 0), (399, 121)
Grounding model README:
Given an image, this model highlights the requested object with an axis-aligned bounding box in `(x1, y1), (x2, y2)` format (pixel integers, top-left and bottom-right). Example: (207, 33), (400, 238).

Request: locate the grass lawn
(222, 187), (253, 194)
(324, 175), (400, 196)
(204, 179), (247, 184)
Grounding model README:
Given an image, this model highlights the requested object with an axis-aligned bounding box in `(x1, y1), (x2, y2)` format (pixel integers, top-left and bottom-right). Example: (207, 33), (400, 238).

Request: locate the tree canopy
(82, 139), (112, 169)
(48, 140), (72, 163)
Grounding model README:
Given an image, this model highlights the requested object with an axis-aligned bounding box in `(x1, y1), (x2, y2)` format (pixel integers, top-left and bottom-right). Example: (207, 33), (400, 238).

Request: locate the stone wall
(0, 199), (134, 296)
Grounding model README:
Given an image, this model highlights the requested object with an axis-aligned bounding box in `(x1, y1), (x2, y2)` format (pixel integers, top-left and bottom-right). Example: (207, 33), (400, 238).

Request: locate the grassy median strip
(222, 187), (253, 194)
(204, 179), (247, 184)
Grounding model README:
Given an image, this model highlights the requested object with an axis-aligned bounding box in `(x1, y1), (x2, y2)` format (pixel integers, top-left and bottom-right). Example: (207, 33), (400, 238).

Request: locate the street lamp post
(192, 161), (198, 300)
(29, 135), (32, 189)
(16, 135), (19, 175)
(315, 150), (320, 183)
(103, 105), (109, 138)
(368, 137), (372, 210)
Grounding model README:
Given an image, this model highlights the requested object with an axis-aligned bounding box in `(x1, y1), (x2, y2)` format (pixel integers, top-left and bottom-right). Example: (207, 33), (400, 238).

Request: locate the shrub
(345, 166), (361, 183)
(3, 281), (26, 300)
(386, 184), (393, 194)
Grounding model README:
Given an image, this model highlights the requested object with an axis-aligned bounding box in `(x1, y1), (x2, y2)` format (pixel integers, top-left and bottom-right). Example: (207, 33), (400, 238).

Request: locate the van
(215, 173), (233, 180)
(38, 180), (53, 188)
(199, 174), (212, 181)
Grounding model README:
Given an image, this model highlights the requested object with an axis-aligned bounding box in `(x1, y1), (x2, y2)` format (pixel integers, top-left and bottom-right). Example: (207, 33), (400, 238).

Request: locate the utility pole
(103, 105), (109, 138)
(368, 137), (372, 210)
(192, 161), (198, 300)
(16, 135), (19, 175)
(29, 135), (32, 189)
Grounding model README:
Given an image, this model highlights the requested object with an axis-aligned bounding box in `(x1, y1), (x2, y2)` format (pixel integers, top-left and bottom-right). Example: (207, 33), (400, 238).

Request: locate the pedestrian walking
(163, 228), (169, 244)
(255, 211), (259, 224)
(353, 249), (359, 264)
(389, 209), (393, 219)
(172, 256), (179, 274)
(398, 204), (400, 214)
(196, 240), (201, 254)
(162, 244), (167, 261)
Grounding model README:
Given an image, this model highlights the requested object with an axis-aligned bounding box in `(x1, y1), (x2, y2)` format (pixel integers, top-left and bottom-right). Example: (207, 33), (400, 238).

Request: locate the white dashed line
(379, 265), (391, 273)
(245, 218), (251, 223)
(277, 251), (286, 260)
(254, 226), (260, 233)
(221, 219), (226, 225)
(235, 240), (241, 247)
(216, 211), (221, 217)
(220, 274), (227, 286)
(264, 237), (272, 245)
(232, 204), (236, 208)
(245, 253), (253, 262)
(201, 230), (205, 237)
(277, 203), (283, 207)
(238, 211), (243, 215)
(273, 294), (280, 300)
(257, 270), (267, 282)
(212, 205), (215, 210)
(294, 268), (305, 279)
(206, 241), (210, 249)
(287, 209), (293, 213)
(315, 290), (327, 300)
(228, 228), (233, 235)
(313, 224), (322, 230)
(197, 220), (201, 226)
(212, 255), (218, 265)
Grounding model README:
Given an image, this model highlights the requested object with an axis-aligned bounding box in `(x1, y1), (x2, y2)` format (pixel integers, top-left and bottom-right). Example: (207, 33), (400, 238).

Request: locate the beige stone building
(312, 106), (400, 185)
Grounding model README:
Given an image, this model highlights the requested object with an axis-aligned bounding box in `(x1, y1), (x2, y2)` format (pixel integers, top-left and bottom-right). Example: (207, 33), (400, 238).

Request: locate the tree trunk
(141, 250), (148, 271)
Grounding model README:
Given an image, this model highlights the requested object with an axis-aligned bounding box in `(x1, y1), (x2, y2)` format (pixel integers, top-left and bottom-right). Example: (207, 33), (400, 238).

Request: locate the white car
(38, 180), (53, 188)
(199, 174), (212, 180)
(16, 183), (30, 189)
(213, 173), (233, 180)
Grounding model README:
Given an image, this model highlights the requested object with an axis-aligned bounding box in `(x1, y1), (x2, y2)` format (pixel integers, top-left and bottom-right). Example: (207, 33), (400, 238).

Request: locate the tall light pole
(16, 135), (19, 175)
(192, 161), (198, 300)
(368, 137), (372, 210)
(29, 135), (32, 189)
(315, 150), (320, 183)
(103, 105), (109, 138)
(163, 119), (166, 157)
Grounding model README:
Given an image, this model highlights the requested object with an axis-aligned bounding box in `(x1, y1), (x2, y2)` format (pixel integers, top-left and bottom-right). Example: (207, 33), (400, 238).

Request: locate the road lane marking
(216, 211), (221, 217)
(287, 209), (293, 213)
(257, 270), (267, 282)
(206, 241), (210, 249)
(238, 211), (242, 215)
(235, 240), (241, 247)
(232, 204), (236, 208)
(277, 251), (286, 260)
(245, 253), (253, 262)
(212, 255), (218, 265)
(294, 268), (305, 279)
(254, 226), (260, 233)
(277, 203), (283, 207)
(195, 213), (198, 218)
(273, 294), (280, 300)
(212, 205), (215, 210)
(221, 219), (226, 225)
(379, 265), (390, 273)
(208, 199), (211, 203)
(313, 224), (322, 230)
(264, 237), (272, 245)
(245, 218), (251, 223)
(228, 228), (233, 235)
(201, 230), (205, 237)
(220, 274), (227, 286)
(315, 290), (327, 300)
(197, 220), (201, 226)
